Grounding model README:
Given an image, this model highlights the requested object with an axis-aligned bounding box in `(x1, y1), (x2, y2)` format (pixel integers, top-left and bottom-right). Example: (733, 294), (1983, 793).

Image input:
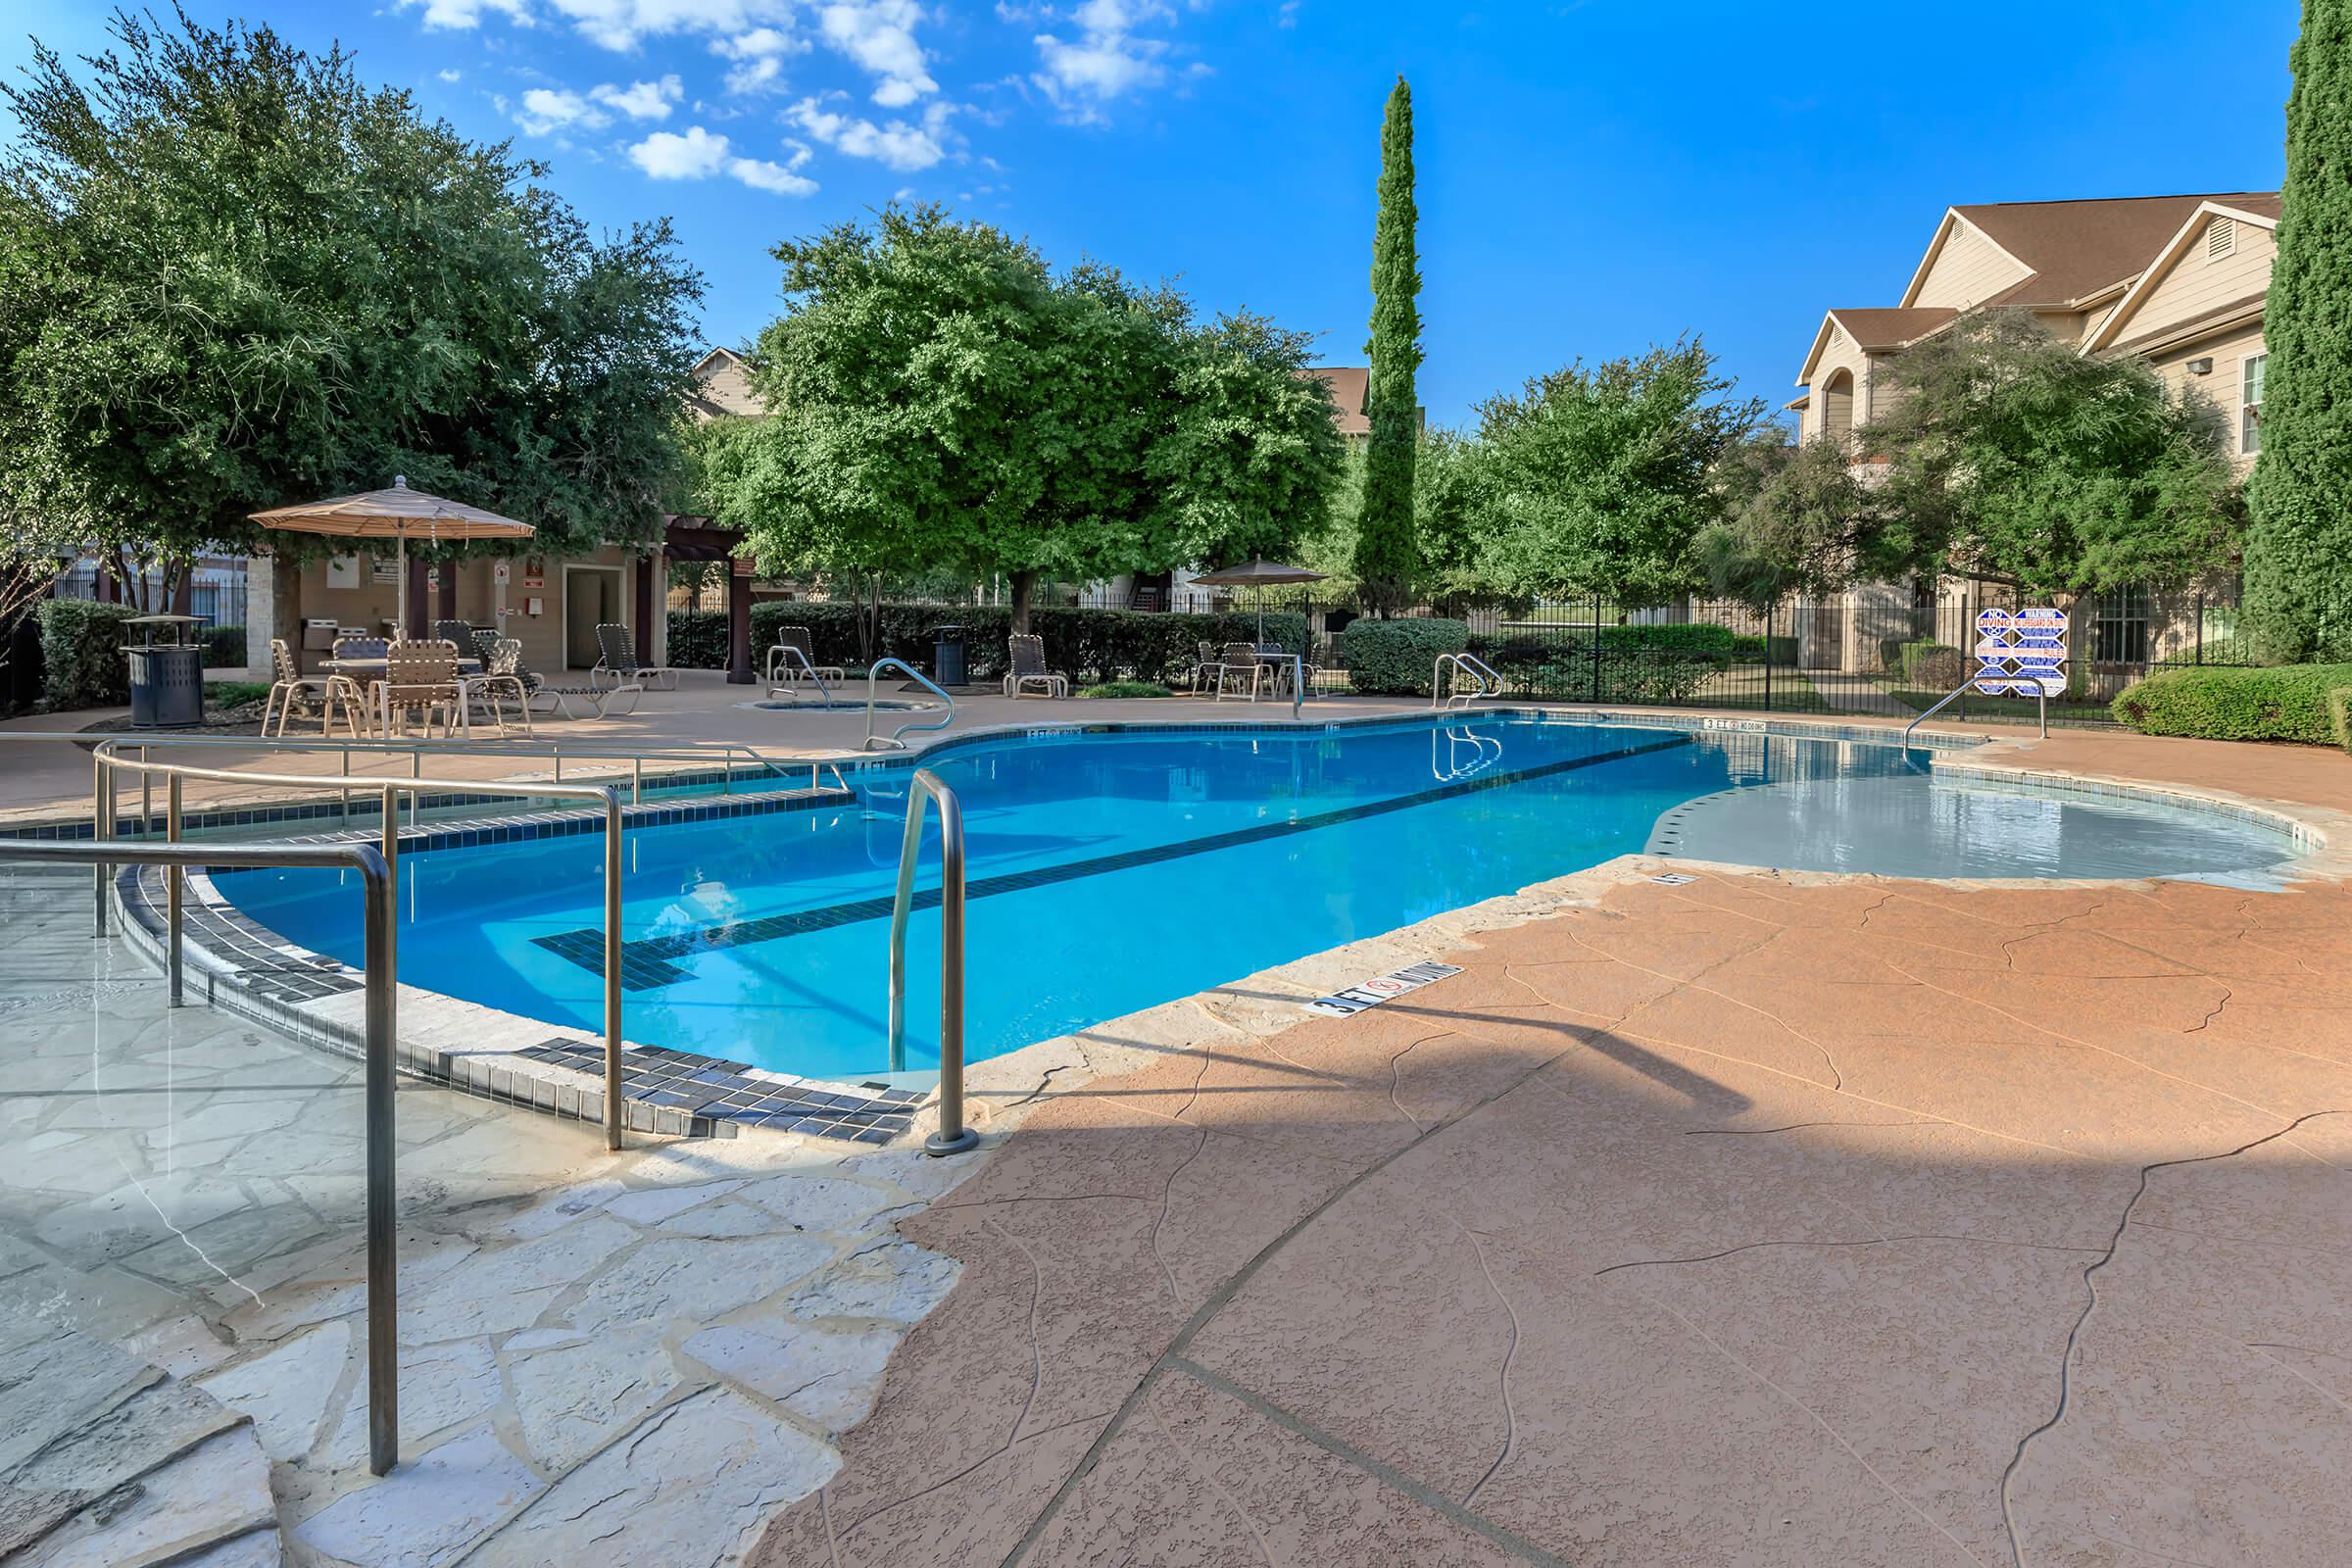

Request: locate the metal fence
(1311, 581), (2251, 728)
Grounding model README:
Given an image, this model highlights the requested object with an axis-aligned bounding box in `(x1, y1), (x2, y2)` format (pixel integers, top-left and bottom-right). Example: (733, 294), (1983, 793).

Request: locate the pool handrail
(765, 643), (833, 706)
(862, 659), (956, 752)
(62, 743), (636, 1153)
(885, 769), (979, 1156)
(1903, 675), (2047, 745)
(0, 834), (405, 1476)
(1432, 652), (1503, 710)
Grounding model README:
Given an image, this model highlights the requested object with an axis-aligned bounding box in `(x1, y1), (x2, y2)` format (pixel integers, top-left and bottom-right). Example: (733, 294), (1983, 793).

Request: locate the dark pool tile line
(516, 1037), (920, 1142)
(536, 729), (1702, 986)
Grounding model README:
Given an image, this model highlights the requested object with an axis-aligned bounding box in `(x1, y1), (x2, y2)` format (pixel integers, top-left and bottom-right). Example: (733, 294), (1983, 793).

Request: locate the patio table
(323, 657), (509, 737)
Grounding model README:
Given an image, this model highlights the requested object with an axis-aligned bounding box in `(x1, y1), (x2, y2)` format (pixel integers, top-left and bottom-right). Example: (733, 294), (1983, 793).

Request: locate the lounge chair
(433, 618), (476, 650)
(1214, 641), (1268, 702)
(530, 639), (642, 719)
(262, 638), (362, 738)
(765, 625), (846, 695)
(592, 623), (677, 693)
(1003, 634), (1068, 699)
(466, 638), (534, 737)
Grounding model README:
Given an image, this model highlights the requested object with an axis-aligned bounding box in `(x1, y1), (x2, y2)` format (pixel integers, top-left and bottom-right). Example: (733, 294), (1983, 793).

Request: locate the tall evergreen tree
(2244, 0), (2352, 660)
(1353, 74), (1423, 615)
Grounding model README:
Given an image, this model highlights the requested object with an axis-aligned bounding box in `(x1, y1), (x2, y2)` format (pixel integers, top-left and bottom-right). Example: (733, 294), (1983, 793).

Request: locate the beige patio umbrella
(249, 475), (535, 633)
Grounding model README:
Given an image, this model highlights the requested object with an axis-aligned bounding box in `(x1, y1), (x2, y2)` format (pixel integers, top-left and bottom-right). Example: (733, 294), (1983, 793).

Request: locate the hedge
(2110, 662), (2352, 744)
(2332, 688), (2352, 756)
(1346, 617), (1468, 696)
(38, 600), (143, 710)
(201, 623), (246, 668)
(668, 603), (1308, 687)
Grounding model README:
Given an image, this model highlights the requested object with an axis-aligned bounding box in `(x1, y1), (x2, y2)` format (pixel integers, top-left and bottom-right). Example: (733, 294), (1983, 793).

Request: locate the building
(1791, 192), (2277, 467)
(685, 347), (764, 421)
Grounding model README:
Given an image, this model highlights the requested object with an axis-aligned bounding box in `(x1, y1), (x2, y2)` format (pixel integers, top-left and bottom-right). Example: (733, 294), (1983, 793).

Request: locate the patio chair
(1255, 641), (1319, 700)
(330, 635), (390, 662)
(466, 638), (534, 737)
(1003, 634), (1068, 699)
(592, 623), (677, 693)
(262, 638), (362, 739)
(380, 640), (466, 738)
(1191, 640), (1228, 696)
(530, 640), (642, 720)
(433, 619), (476, 650)
(765, 625), (846, 692)
(468, 627), (503, 666)
(1215, 642), (1267, 702)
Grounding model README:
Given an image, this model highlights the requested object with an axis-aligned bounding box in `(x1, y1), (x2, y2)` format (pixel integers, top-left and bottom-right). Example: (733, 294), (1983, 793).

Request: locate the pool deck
(738, 725), (2352, 1568)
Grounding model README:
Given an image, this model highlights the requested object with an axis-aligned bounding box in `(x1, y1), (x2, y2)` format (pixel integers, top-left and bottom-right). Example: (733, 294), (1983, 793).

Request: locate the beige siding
(287, 547), (653, 674)
(1802, 328), (1872, 442)
(2146, 321), (2267, 469)
(2121, 217), (2275, 341)
(692, 356), (762, 418)
(1908, 219), (2034, 309)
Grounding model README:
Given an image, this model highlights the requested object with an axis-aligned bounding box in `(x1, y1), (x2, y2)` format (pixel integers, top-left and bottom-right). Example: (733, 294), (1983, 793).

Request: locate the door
(564, 565), (620, 669)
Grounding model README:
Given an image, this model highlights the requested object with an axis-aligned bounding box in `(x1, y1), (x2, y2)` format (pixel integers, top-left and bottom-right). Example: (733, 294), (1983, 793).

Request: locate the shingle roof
(1950, 192), (2279, 308)
(1828, 307), (1959, 350)
(1303, 366), (1370, 436)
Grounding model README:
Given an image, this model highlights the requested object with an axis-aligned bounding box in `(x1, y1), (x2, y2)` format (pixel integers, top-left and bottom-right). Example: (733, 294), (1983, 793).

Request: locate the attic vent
(2208, 218), (2237, 261)
(1828, 324), (1843, 346)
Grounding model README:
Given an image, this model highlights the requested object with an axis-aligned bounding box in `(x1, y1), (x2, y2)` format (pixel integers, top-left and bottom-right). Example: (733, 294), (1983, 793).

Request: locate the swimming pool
(216, 714), (2302, 1083)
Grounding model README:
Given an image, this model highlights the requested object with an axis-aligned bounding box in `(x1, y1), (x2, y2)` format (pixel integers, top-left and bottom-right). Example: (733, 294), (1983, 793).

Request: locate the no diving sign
(1305, 961), (1464, 1017)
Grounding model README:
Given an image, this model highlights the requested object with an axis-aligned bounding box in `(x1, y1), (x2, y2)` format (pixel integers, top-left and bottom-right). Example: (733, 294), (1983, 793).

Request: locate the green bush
(1592, 621), (1738, 654)
(200, 623), (246, 668)
(740, 602), (1306, 687)
(1345, 617), (1468, 696)
(206, 679), (271, 709)
(2331, 688), (2352, 756)
(1898, 640), (1965, 687)
(1079, 680), (1172, 699)
(2110, 662), (2352, 743)
(37, 600), (142, 710)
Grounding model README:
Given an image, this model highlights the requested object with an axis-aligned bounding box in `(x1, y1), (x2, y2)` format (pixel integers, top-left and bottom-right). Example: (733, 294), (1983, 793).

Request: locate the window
(2208, 217), (2237, 262)
(2241, 353), (2267, 455)
(2092, 586), (2150, 665)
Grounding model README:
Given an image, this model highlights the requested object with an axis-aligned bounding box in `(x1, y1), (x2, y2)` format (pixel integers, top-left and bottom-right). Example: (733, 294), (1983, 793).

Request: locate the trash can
(123, 614), (206, 727)
(932, 625), (967, 688)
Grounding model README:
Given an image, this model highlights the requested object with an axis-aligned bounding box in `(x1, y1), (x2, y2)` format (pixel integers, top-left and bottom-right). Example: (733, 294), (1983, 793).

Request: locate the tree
(720, 205), (1342, 630)
(1697, 428), (1898, 611)
(1353, 75), (1423, 614)
(2244, 0), (2352, 660)
(1412, 429), (1508, 602)
(1476, 339), (1767, 605)
(0, 9), (703, 588)
(1873, 311), (2242, 606)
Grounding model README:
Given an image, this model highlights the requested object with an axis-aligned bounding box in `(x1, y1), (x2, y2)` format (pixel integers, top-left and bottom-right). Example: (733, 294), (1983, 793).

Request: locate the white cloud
(517, 87), (610, 134)
(817, 0), (937, 107)
(1030, 0), (1180, 118)
(410, 0), (530, 29)
(455, 0), (797, 51)
(628, 125), (732, 178)
(437, 68), (464, 82)
(788, 96), (950, 170)
(712, 25), (808, 94)
(627, 125), (820, 194)
(591, 75), (683, 120)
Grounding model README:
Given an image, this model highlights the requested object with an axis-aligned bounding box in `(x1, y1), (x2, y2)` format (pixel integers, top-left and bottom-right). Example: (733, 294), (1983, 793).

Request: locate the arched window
(1819, 368), (1855, 444)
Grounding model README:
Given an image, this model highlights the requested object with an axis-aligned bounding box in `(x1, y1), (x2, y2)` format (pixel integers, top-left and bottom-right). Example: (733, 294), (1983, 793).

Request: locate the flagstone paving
(0, 865), (976, 1568)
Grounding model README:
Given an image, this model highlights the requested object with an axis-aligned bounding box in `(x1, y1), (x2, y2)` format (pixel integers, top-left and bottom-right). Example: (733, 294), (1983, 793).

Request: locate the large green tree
(1475, 339), (1766, 605)
(716, 205), (1340, 629)
(0, 10), (702, 590)
(1874, 311), (2242, 605)
(2244, 0), (2352, 659)
(1353, 74), (1423, 614)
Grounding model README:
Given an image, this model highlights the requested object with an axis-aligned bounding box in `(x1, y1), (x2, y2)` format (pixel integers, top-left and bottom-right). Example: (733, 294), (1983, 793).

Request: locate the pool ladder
(1432, 652), (1503, 711)
(863, 659), (956, 752)
(886, 769), (979, 1156)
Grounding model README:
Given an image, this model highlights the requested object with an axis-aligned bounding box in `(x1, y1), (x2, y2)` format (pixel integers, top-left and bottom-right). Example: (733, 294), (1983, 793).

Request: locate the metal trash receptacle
(123, 613), (206, 727)
(932, 624), (967, 688)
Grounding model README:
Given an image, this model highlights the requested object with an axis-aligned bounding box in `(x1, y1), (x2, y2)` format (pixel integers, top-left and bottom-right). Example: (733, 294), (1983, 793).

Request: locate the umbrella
(1189, 558), (1326, 644)
(250, 475), (535, 633)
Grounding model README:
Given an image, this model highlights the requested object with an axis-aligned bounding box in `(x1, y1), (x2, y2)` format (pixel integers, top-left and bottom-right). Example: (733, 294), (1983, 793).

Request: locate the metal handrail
(1432, 652), (1502, 710)
(1903, 676), (2045, 745)
(0, 835), (404, 1476)
(862, 659), (956, 752)
(79, 748), (635, 1152)
(764, 644), (833, 706)
(884, 769), (978, 1157)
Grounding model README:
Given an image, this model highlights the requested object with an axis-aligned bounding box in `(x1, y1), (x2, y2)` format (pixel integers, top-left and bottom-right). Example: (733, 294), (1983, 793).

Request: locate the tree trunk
(1008, 569), (1038, 635)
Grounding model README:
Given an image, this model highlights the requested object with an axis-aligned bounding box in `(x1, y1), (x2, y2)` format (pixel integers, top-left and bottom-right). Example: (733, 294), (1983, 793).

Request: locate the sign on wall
(1973, 607), (2068, 697)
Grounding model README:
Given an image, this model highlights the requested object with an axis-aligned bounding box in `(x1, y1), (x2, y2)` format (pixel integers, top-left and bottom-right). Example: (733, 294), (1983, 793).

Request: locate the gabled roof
(690, 346), (746, 377)
(1794, 308), (1958, 385)
(2081, 198), (2281, 354)
(1899, 192), (2279, 312)
(1302, 366), (1371, 437)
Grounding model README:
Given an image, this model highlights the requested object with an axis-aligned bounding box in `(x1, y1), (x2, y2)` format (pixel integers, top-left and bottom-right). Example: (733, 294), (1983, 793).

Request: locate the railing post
(888, 770), (978, 1155)
(603, 789), (624, 1152)
(165, 775), (184, 1006)
(93, 754), (110, 936)
(356, 843), (400, 1478)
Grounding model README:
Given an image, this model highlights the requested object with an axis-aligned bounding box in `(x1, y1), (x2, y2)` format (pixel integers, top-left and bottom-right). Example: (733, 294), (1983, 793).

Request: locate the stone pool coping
(98, 709), (2344, 1154)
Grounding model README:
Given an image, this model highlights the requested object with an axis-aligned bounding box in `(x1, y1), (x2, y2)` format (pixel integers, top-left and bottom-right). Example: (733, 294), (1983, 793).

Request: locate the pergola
(661, 514), (754, 683)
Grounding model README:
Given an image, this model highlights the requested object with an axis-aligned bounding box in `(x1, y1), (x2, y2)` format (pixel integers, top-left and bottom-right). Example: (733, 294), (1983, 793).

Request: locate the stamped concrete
(743, 729), (2352, 1568)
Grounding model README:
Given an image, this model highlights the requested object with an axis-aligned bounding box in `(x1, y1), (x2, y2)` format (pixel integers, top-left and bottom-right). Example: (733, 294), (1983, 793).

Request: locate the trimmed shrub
(1345, 617), (1468, 696)
(1079, 681), (1172, 699)
(2332, 687), (2352, 755)
(200, 623), (246, 668)
(741, 602), (1306, 687)
(2110, 662), (2352, 744)
(38, 600), (142, 710)
(1592, 622), (1738, 654)
(1898, 639), (1965, 687)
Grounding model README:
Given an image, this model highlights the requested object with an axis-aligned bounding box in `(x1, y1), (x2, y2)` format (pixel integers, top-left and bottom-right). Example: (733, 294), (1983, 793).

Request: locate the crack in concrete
(1685, 1118), (1935, 1138)
(1996, 1110), (2346, 1568)
(1143, 1382), (1280, 1568)
(1455, 1223), (1522, 1510)
(1594, 1232), (2105, 1278)
(1152, 1041), (1218, 1311)
(1559, 929), (1846, 1091)
(1386, 1028), (1455, 1135)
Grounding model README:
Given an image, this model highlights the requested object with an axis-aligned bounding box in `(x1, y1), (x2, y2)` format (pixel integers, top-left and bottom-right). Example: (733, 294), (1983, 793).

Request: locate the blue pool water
(217, 715), (2301, 1083)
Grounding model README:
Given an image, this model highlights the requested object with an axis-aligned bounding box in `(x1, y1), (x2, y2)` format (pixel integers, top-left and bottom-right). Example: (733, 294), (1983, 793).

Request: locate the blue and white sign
(1973, 607), (2069, 697)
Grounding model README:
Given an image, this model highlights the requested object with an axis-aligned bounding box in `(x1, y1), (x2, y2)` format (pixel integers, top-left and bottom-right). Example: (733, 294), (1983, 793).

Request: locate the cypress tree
(1353, 74), (1423, 615)
(2244, 0), (2352, 660)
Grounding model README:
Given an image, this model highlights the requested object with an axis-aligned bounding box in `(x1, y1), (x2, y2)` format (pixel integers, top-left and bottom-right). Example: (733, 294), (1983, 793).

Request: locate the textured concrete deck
(744, 728), (2352, 1568)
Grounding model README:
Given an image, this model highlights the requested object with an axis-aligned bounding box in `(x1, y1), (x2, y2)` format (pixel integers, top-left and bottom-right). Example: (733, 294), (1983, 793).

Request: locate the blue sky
(2, 1), (2300, 427)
